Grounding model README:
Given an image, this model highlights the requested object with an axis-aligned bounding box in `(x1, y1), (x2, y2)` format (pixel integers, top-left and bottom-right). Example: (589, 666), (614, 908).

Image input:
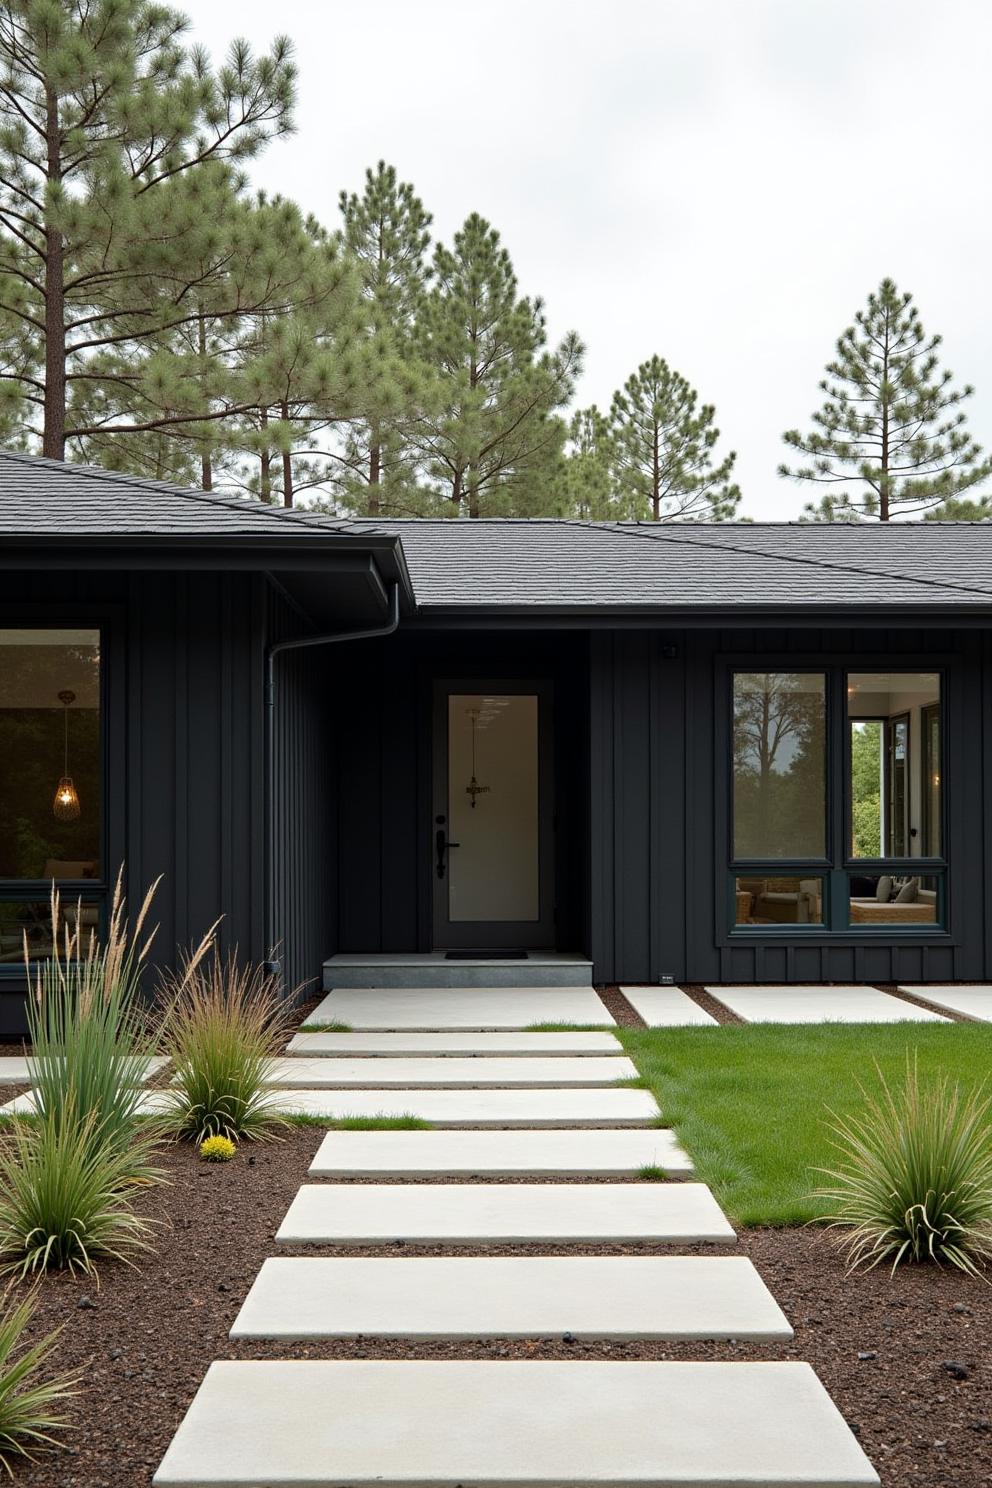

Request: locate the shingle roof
(4, 453), (992, 613)
(348, 517), (992, 612)
(0, 451), (372, 537)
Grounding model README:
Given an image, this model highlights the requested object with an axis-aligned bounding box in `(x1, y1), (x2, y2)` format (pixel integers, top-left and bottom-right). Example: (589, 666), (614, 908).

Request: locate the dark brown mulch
(5, 1127), (989, 1488)
(596, 986), (643, 1026)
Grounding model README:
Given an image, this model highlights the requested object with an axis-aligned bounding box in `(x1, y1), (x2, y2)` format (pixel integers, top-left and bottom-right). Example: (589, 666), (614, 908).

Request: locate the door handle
(435, 829), (461, 879)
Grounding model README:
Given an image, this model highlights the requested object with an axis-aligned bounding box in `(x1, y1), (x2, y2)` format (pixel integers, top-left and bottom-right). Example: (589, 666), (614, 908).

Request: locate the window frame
(0, 615), (120, 977)
(717, 657), (949, 942)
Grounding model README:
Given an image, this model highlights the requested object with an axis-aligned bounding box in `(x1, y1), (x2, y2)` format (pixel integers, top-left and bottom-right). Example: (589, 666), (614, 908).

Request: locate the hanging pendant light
(53, 689), (81, 821)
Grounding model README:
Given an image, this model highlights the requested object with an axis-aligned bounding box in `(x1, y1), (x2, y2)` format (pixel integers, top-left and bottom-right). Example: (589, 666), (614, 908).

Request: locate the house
(1, 450), (989, 1034)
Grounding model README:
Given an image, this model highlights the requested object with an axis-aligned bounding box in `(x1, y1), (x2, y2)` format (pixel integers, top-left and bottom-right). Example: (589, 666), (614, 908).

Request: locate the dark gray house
(2, 451), (990, 1033)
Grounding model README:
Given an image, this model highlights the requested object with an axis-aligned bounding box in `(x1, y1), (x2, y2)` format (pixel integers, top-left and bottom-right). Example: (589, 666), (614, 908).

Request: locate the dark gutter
(263, 581), (402, 980)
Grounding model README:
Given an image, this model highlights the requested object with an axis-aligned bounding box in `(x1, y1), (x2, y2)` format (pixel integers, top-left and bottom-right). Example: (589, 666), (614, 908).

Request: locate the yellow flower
(199, 1134), (236, 1162)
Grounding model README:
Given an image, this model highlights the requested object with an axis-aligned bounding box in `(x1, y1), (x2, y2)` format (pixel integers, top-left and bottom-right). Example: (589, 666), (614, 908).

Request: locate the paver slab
(231, 1255), (790, 1341)
(308, 987), (613, 1029)
(276, 1181), (736, 1245)
(705, 984), (948, 1024)
(260, 1055), (636, 1088)
(899, 984), (992, 1021)
(153, 1359), (879, 1486)
(0, 1084), (662, 1125)
(620, 987), (718, 1026)
(309, 1126), (692, 1177)
(0, 1053), (168, 1090)
(286, 1030), (623, 1056)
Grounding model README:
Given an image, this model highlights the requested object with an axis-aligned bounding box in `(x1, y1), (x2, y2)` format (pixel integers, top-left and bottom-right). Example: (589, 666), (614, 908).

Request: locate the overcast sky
(182, 0), (992, 520)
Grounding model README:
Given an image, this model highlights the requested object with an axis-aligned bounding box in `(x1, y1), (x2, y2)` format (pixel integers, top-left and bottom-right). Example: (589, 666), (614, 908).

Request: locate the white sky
(182, 0), (992, 520)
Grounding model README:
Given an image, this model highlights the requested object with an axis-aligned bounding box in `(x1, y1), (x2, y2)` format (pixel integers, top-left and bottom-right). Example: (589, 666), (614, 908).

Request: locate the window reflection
(733, 673), (826, 859)
(848, 674), (940, 860)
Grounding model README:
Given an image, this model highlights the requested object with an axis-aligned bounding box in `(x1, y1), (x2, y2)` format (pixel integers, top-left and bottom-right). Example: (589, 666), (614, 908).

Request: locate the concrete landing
(308, 987), (613, 1030)
(620, 988), (718, 1027)
(276, 1181), (736, 1245)
(261, 1055), (636, 1088)
(153, 1360), (880, 1486)
(705, 984), (948, 1024)
(898, 984), (992, 1020)
(286, 1030), (623, 1056)
(309, 1126), (692, 1177)
(324, 953), (593, 989)
(231, 1255), (792, 1341)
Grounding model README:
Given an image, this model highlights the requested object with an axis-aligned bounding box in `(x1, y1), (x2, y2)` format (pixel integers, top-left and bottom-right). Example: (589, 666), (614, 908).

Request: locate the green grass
(298, 1021), (352, 1033)
(619, 1022), (992, 1227)
(286, 1114), (433, 1130)
(523, 1022), (615, 1033)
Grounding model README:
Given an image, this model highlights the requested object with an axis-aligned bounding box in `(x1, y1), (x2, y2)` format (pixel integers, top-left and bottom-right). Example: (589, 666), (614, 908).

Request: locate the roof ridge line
(567, 518), (992, 604)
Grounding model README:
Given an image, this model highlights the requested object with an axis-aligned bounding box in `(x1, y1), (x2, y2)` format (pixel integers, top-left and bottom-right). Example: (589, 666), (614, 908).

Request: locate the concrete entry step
(705, 984), (949, 1024)
(899, 984), (992, 1020)
(324, 952), (593, 989)
(286, 1030), (623, 1056)
(261, 1055), (636, 1088)
(620, 987), (718, 1026)
(153, 1360), (880, 1486)
(231, 1255), (792, 1341)
(308, 987), (613, 1029)
(276, 1181), (736, 1245)
(309, 1126), (692, 1177)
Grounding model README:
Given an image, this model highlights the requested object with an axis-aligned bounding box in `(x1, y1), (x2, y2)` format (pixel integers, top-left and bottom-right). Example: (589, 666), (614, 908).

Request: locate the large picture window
(730, 664), (945, 932)
(0, 630), (102, 883)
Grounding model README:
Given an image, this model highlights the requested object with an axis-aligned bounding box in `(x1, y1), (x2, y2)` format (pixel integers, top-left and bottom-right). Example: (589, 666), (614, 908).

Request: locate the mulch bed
(5, 1125), (988, 1488)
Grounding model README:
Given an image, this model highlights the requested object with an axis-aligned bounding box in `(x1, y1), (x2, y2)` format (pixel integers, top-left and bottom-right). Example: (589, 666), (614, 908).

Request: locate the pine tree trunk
(42, 85), (66, 461)
(879, 304), (891, 520)
(201, 449), (213, 490)
(468, 470), (480, 520)
(451, 468), (463, 518)
(651, 427), (660, 520)
(259, 408), (272, 503)
(281, 400), (293, 507)
(368, 422), (381, 517)
(198, 313), (212, 489)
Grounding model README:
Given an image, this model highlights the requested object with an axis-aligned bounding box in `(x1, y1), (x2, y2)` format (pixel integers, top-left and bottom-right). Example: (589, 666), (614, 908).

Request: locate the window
(729, 665), (945, 933)
(0, 630), (101, 882)
(732, 672), (826, 859)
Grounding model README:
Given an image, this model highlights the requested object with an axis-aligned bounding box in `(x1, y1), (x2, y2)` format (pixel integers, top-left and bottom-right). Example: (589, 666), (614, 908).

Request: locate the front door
(433, 681), (554, 950)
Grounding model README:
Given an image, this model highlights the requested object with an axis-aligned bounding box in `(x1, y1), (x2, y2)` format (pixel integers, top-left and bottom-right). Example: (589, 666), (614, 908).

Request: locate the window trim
(717, 656), (951, 943)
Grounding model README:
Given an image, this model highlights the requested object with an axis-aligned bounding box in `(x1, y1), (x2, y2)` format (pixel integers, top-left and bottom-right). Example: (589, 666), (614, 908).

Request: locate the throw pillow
(895, 877), (919, 903)
(875, 875), (892, 902)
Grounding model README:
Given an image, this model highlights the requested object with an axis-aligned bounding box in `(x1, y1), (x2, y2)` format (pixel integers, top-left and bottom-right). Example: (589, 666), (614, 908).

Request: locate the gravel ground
(2, 1127), (987, 1488)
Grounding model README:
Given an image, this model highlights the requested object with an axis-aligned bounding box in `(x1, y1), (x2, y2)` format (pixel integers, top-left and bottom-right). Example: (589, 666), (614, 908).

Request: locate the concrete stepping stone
(705, 984), (948, 1024)
(3, 1084), (662, 1125)
(153, 1359), (880, 1486)
(276, 1181), (736, 1245)
(308, 987), (613, 1029)
(620, 987), (718, 1026)
(0, 1052), (169, 1096)
(899, 984), (992, 1020)
(231, 1254), (792, 1341)
(286, 1030), (623, 1056)
(309, 1126), (692, 1177)
(260, 1055), (636, 1088)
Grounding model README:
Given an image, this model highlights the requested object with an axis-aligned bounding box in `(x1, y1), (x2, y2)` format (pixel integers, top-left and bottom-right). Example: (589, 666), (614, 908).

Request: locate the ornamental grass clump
(0, 1289), (77, 1472)
(160, 952), (291, 1144)
(815, 1057), (992, 1276)
(0, 1110), (160, 1278)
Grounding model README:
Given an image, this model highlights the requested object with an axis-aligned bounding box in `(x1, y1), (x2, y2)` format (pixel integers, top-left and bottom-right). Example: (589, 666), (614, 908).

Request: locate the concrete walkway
(153, 984), (879, 1488)
(705, 983), (948, 1023)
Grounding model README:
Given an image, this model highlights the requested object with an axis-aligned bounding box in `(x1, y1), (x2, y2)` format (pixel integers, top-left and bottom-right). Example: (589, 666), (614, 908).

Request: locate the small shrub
(0, 1289), (77, 1472)
(815, 1058), (992, 1275)
(199, 1135), (236, 1163)
(159, 952), (291, 1144)
(0, 1111), (161, 1278)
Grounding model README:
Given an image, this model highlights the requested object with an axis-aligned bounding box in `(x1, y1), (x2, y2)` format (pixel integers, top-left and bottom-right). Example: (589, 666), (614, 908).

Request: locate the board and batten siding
(589, 625), (988, 987)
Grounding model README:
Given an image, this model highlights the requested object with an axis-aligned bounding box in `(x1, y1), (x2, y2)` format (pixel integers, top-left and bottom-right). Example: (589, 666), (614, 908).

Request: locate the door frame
(432, 677), (555, 951)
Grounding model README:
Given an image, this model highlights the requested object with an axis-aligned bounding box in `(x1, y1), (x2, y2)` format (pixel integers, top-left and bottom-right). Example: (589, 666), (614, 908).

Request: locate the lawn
(618, 1021), (992, 1226)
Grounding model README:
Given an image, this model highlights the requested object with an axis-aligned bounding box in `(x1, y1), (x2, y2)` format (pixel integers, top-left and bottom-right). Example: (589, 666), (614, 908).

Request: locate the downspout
(264, 580), (401, 977)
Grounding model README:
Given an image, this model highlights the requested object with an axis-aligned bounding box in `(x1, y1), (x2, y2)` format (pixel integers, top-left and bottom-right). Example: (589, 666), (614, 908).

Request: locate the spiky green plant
(0, 1112), (160, 1278)
(0, 1289), (77, 1473)
(815, 1057), (992, 1275)
(159, 953), (291, 1143)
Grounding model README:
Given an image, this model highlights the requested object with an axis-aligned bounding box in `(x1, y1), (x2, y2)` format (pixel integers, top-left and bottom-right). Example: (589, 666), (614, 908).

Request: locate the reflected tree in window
(733, 673), (826, 859)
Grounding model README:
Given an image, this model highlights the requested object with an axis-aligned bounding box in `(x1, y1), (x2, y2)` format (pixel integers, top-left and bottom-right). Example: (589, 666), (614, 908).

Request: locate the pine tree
(335, 162), (435, 515)
(416, 213), (582, 517)
(923, 495), (992, 521)
(609, 356), (739, 520)
(551, 406), (643, 519)
(780, 278), (992, 520)
(0, 0), (297, 459)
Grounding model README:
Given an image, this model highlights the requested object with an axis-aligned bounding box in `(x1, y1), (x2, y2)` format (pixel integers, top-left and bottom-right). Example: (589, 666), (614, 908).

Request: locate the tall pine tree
(416, 213), (582, 517)
(0, 0), (298, 459)
(609, 356), (739, 520)
(780, 278), (992, 520)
